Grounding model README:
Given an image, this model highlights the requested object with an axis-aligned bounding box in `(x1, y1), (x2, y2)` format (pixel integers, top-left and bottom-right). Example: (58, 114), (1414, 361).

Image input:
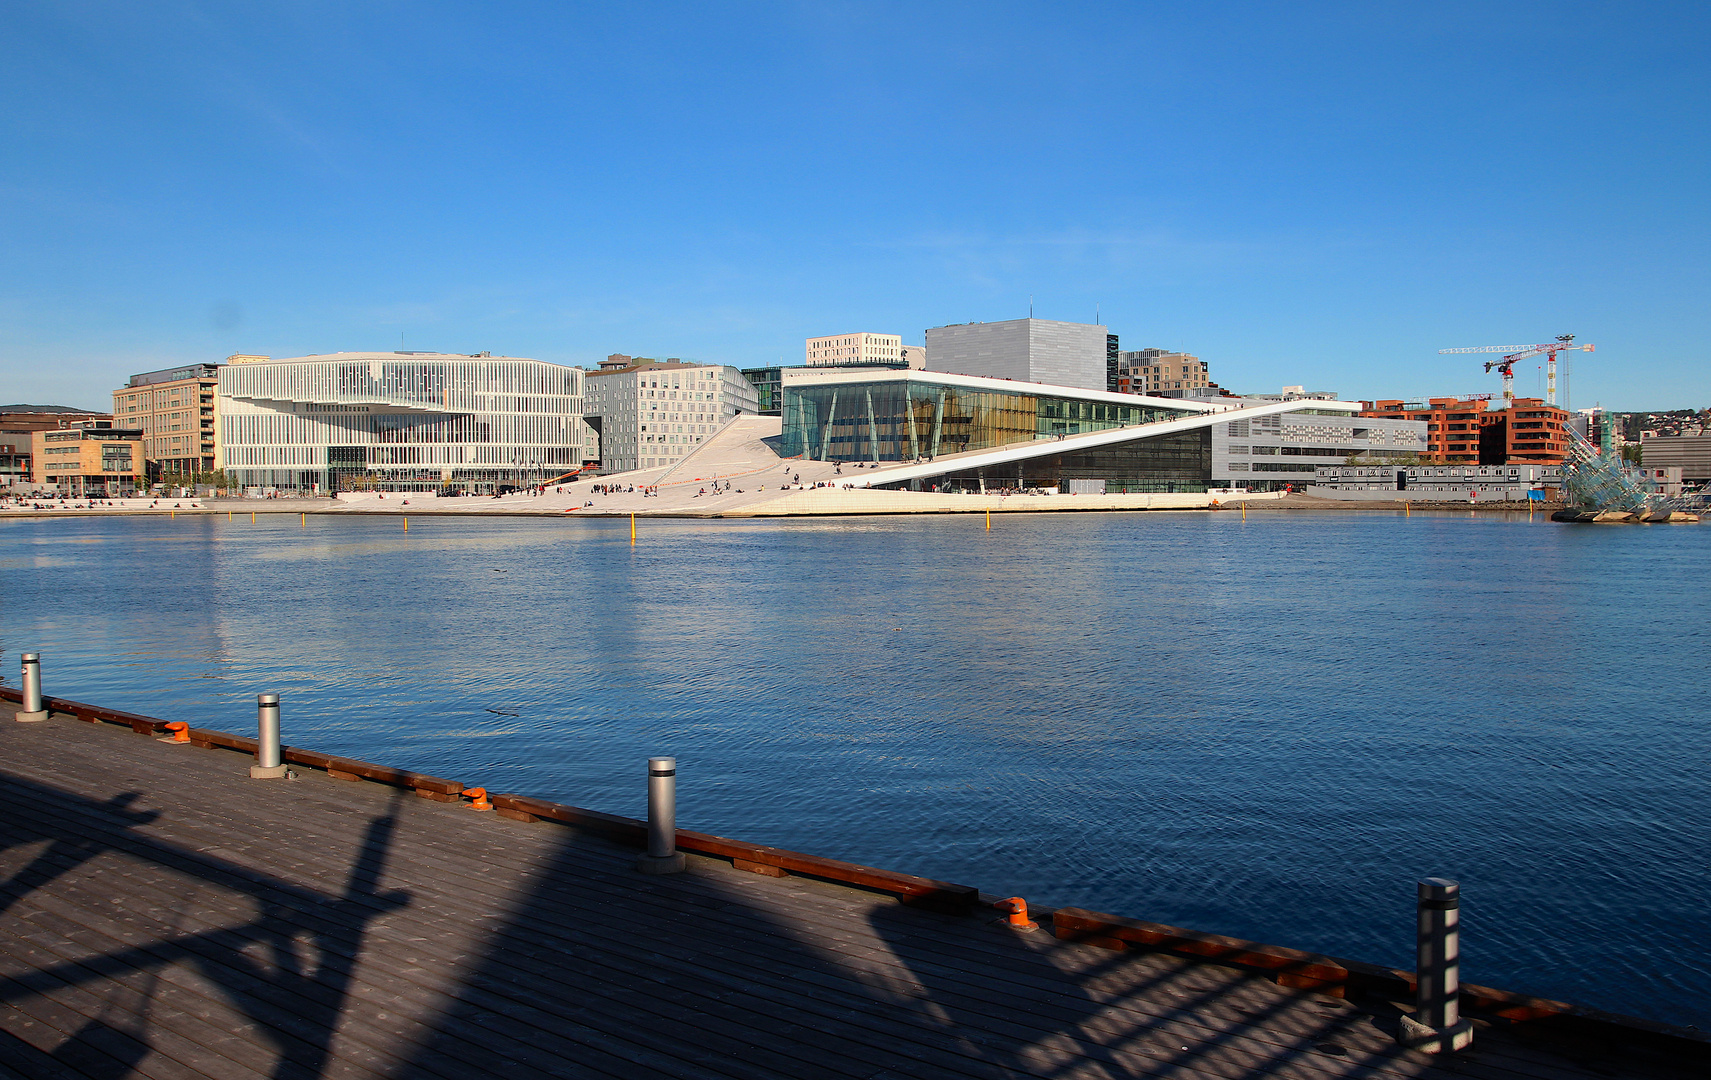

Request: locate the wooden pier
(0, 697), (1703, 1080)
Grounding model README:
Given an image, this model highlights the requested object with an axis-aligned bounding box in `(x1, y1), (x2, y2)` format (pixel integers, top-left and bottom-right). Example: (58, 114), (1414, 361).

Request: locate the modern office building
(925, 318), (1110, 393)
(585, 358), (759, 474)
(112, 363), (222, 479)
(743, 345), (918, 417)
(1360, 398), (1490, 463)
(30, 421), (145, 495)
(1118, 350), (1210, 396)
(1477, 399), (1572, 465)
(1212, 406), (1427, 491)
(217, 352), (585, 493)
(1639, 433), (1711, 485)
(1361, 397), (1570, 465)
(775, 367), (1365, 494)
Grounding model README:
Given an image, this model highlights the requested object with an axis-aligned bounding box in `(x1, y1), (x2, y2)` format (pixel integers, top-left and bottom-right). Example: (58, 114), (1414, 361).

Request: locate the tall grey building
(584, 359), (759, 474)
(925, 318), (1109, 393)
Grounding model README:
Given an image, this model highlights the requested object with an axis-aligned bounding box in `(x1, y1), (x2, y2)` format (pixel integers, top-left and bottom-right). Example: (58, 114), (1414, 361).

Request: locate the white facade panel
(1212, 409), (1427, 491)
(217, 352), (584, 492)
(925, 319), (1107, 392)
(585, 363), (760, 474)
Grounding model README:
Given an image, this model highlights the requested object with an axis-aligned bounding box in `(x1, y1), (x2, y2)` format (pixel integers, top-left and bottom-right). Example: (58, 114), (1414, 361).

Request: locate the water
(1, 510), (1706, 1028)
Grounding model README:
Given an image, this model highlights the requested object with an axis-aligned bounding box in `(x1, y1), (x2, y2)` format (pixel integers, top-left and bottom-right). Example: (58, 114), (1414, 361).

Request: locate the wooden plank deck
(0, 711), (1701, 1080)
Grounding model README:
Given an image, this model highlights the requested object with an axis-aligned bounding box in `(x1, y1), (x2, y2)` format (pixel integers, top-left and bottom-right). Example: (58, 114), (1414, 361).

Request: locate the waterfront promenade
(3, 700), (1704, 1079)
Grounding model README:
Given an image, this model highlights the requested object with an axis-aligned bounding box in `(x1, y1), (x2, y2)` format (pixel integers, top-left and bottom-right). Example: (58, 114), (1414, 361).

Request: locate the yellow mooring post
(630, 514), (637, 544)
(1241, 502), (1247, 520)
(403, 517), (408, 531)
(301, 513), (305, 527)
(170, 510), (174, 519)
(1405, 500), (1411, 517)
(227, 511), (231, 521)
(986, 508), (991, 531)
(251, 511), (256, 523)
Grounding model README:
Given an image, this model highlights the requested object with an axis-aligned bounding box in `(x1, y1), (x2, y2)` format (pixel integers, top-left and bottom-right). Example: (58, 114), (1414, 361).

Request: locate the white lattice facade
(1213, 410), (1426, 491)
(218, 352), (584, 492)
(585, 361), (760, 474)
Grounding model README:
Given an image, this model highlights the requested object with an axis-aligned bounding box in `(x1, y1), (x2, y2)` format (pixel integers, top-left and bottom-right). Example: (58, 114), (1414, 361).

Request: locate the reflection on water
(1, 511), (1707, 1026)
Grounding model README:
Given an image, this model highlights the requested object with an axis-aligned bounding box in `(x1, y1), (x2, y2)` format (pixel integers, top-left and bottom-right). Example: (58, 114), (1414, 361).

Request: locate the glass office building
(779, 370), (1217, 493)
(219, 352), (585, 493)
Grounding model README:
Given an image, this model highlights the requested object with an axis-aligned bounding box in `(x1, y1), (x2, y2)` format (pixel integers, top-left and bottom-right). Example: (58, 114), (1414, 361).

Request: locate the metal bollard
(635, 756), (686, 874)
(1397, 877), (1473, 1052)
(15, 653), (47, 722)
(250, 693), (288, 779)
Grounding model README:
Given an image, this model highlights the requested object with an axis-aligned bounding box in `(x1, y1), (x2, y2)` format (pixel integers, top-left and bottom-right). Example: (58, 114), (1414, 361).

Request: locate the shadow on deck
(0, 730), (1701, 1080)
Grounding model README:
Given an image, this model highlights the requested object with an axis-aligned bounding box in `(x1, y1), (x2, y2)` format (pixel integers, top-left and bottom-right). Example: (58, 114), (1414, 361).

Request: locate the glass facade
(914, 429), (1212, 494)
(219, 354), (584, 492)
(779, 378), (1192, 463)
(741, 367), (783, 415)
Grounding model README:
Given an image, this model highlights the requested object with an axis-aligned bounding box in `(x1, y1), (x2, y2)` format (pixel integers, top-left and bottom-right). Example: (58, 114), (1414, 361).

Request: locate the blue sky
(3, 1), (1706, 411)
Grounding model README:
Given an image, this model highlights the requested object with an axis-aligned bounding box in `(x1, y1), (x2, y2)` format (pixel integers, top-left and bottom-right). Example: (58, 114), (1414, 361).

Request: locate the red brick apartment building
(1361, 398), (1488, 462)
(1481, 399), (1572, 464)
(1360, 397), (1570, 465)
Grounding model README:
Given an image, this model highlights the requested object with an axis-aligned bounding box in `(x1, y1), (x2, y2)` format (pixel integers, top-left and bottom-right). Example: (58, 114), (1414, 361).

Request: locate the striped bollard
(1398, 878), (1474, 1053)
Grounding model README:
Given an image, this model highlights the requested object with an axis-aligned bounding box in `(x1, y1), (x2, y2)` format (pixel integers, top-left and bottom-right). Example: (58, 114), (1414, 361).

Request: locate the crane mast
(1438, 335), (1595, 407)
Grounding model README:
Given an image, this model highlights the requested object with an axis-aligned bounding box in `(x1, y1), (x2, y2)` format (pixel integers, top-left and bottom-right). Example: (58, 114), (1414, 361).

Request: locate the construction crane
(1438, 335), (1594, 408)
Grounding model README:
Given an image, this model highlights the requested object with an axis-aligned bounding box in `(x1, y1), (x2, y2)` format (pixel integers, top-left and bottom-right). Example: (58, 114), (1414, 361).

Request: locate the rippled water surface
(1, 510), (1706, 1026)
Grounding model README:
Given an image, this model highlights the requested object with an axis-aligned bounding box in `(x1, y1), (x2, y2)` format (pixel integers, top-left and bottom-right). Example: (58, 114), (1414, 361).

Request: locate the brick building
(1478, 399), (1571, 465)
(1360, 397), (1570, 465)
(30, 421), (145, 495)
(1360, 398), (1488, 463)
(112, 364), (222, 478)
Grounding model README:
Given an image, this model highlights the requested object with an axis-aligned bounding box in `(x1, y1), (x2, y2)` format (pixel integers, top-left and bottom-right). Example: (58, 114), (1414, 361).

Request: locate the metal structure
(1398, 878), (1473, 1053)
(1561, 423), (1664, 512)
(636, 756), (686, 874)
(15, 653), (46, 722)
(1439, 335), (1594, 407)
(251, 693), (288, 779)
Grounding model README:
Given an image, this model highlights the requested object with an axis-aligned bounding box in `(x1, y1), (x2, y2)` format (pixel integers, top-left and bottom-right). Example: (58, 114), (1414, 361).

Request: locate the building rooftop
(125, 364), (222, 387)
(240, 351), (522, 365)
(587, 358), (713, 378)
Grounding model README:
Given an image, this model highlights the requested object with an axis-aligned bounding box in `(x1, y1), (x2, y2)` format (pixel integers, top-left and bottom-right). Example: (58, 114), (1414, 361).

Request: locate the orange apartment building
(30, 421), (145, 495)
(1361, 398), (1488, 462)
(1360, 397), (1570, 465)
(1480, 398), (1572, 464)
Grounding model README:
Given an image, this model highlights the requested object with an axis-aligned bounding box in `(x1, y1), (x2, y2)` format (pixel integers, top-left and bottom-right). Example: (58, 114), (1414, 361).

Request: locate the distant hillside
(0, 404), (104, 413)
